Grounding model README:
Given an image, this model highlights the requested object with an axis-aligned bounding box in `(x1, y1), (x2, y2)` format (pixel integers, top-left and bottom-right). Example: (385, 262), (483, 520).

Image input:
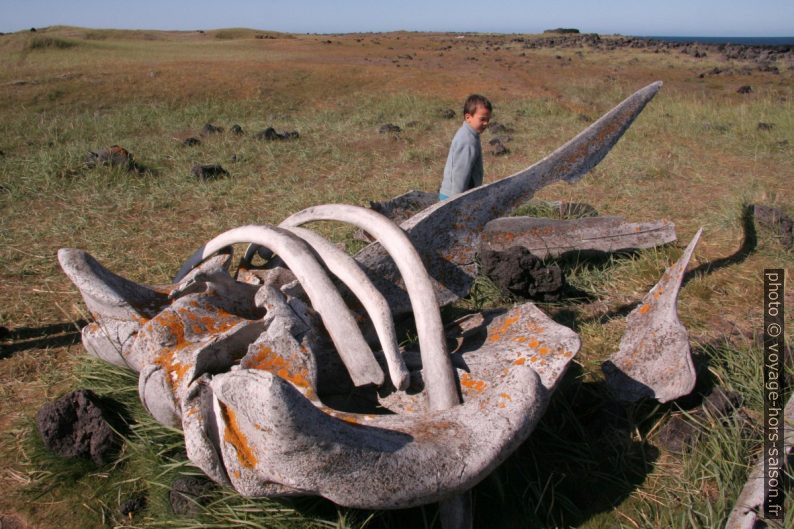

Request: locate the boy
(438, 94), (492, 200)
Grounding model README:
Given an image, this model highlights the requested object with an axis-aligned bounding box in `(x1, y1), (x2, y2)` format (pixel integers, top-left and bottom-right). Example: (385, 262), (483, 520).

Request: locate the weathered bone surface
(602, 229), (703, 402)
(55, 83), (664, 525)
(480, 216), (677, 258)
(724, 394), (793, 529)
(59, 203), (579, 522)
(354, 81), (663, 315)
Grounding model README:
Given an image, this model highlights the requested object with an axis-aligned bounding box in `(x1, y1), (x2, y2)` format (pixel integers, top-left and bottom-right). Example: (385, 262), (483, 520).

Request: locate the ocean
(639, 36), (794, 46)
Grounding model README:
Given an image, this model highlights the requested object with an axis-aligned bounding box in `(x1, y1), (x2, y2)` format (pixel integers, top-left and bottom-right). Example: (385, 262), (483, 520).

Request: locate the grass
(0, 26), (792, 528)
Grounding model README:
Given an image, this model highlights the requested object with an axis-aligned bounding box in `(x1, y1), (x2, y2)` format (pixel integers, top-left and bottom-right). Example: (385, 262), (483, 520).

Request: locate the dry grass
(0, 26), (792, 528)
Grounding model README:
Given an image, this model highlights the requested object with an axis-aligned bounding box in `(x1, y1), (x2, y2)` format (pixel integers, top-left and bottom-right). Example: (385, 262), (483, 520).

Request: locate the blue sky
(1, 0), (792, 36)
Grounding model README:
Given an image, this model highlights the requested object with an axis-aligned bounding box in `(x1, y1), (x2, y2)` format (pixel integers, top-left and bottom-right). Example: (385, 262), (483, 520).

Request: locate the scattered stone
(479, 246), (564, 301)
(488, 136), (511, 145)
(488, 121), (514, 134)
(254, 127), (299, 141)
(656, 387), (745, 453)
(30, 27), (36, 32)
(489, 139), (509, 156)
(737, 85), (752, 94)
(170, 475), (215, 515)
(35, 389), (119, 465)
(577, 114), (592, 122)
(378, 123), (402, 134)
(182, 137), (201, 146)
(120, 495), (147, 518)
(200, 123), (223, 136)
(439, 108), (456, 119)
(752, 203), (793, 248)
(481, 216), (677, 259)
(230, 124), (245, 135)
(756, 121), (775, 131)
(84, 145), (147, 173)
(191, 164), (228, 180)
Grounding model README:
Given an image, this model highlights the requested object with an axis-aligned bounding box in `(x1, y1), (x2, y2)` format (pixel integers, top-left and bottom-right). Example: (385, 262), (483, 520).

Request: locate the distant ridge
(640, 35), (794, 46)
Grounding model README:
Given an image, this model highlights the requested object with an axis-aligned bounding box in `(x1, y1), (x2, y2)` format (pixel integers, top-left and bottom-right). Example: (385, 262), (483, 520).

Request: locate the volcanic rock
(737, 85), (752, 94)
(200, 123), (223, 136)
(254, 127), (300, 140)
(120, 495), (147, 517)
(35, 389), (119, 465)
(439, 108), (456, 119)
(379, 123), (402, 134)
(84, 145), (147, 173)
(182, 137), (201, 146)
(230, 124), (245, 135)
(479, 246), (564, 300)
(170, 475), (215, 515)
(191, 164), (228, 180)
(752, 203), (793, 248)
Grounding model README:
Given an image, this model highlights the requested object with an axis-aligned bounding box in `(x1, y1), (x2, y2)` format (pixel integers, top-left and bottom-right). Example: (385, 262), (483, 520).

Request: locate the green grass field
(0, 26), (791, 528)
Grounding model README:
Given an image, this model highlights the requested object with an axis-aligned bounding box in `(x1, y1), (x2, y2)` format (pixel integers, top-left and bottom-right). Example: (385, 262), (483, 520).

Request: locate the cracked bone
(353, 81), (663, 315)
(602, 228), (703, 402)
(480, 216), (677, 259)
(173, 224), (385, 387)
(189, 301), (578, 508)
(724, 394), (793, 529)
(58, 249), (231, 369)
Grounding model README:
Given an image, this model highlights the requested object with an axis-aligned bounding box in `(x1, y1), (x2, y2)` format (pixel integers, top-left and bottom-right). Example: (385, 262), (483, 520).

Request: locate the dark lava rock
(379, 123), (402, 134)
(230, 124), (245, 135)
(170, 476), (215, 515)
(737, 85), (752, 94)
(488, 121), (514, 134)
(120, 495), (147, 517)
(489, 136), (511, 145)
(355, 190), (437, 242)
(657, 386), (744, 453)
(84, 145), (147, 173)
(752, 203), (793, 248)
(200, 123), (224, 136)
(183, 137), (201, 146)
(35, 389), (119, 465)
(757, 121), (775, 131)
(439, 108), (456, 119)
(489, 141), (509, 156)
(191, 164), (228, 180)
(479, 246), (564, 301)
(254, 127), (300, 141)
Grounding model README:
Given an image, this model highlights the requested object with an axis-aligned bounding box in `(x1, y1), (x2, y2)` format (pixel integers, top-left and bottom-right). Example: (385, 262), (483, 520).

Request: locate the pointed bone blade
(355, 81), (663, 314)
(603, 228), (703, 403)
(58, 248), (169, 320)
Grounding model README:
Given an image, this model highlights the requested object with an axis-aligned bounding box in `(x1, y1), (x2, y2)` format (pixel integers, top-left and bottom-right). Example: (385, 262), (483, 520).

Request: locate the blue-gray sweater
(439, 122), (483, 197)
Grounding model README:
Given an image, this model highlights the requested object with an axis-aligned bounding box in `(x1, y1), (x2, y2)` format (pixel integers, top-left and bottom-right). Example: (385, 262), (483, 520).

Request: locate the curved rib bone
(171, 225), (384, 387)
(279, 204), (457, 411)
(355, 81), (663, 315)
(284, 226), (410, 391)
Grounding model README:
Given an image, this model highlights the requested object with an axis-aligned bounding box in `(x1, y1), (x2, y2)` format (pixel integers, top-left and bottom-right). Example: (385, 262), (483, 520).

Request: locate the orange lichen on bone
(489, 314), (520, 342)
(243, 344), (312, 390)
(219, 402), (258, 469)
(460, 372), (487, 392)
(639, 304), (650, 314)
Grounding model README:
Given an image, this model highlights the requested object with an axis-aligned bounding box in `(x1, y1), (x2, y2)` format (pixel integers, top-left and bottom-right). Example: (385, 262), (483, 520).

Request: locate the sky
(1, 0), (792, 36)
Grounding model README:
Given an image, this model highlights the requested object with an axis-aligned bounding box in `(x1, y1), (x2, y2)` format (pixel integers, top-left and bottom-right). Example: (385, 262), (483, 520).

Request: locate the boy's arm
(445, 143), (478, 195)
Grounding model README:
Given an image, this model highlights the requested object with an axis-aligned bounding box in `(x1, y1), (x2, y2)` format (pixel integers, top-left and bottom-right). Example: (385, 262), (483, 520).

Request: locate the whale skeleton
(59, 82), (662, 529)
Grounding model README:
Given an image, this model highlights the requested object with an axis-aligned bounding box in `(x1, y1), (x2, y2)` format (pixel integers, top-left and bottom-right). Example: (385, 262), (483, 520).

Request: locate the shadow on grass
(0, 320), (86, 359)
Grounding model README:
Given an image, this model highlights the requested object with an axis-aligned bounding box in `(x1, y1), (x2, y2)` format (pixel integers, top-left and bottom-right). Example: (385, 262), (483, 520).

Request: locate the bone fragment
(724, 394), (793, 529)
(355, 81), (663, 315)
(279, 204), (457, 411)
(480, 216), (677, 258)
(285, 226), (409, 390)
(169, 225), (384, 387)
(602, 228), (703, 402)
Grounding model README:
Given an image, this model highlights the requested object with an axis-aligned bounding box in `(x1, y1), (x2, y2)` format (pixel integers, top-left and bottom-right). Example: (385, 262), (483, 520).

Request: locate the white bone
(284, 226), (410, 391)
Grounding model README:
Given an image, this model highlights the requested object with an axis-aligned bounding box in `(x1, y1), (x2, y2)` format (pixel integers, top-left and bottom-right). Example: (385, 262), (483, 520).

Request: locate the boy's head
(463, 94), (492, 133)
